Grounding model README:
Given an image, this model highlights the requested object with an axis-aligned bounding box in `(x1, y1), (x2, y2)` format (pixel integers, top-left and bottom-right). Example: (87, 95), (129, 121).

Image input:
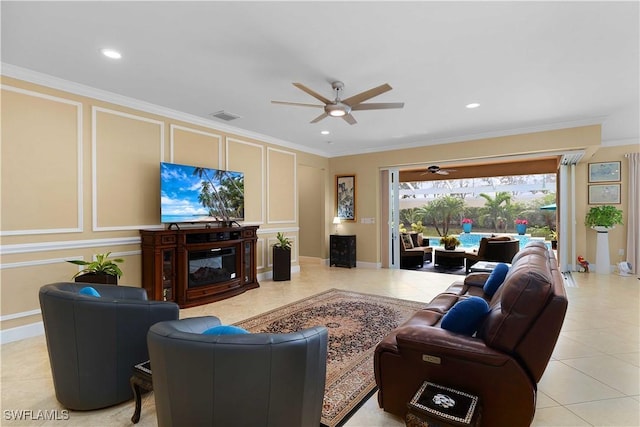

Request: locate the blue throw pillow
(441, 296), (490, 335)
(202, 325), (249, 335)
(483, 263), (510, 297)
(78, 286), (101, 297)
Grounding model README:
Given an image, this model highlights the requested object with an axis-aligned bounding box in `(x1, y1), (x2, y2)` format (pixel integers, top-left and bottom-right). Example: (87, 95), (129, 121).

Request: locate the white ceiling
(2, 1), (638, 157)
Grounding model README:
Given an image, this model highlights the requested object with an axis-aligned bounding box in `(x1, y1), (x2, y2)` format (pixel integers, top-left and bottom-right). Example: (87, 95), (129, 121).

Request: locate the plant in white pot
(584, 205), (623, 274)
(272, 232), (292, 281)
(67, 252), (124, 285)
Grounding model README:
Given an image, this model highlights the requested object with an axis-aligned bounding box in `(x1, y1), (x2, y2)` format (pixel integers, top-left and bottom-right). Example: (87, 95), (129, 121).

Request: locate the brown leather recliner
(374, 242), (567, 426)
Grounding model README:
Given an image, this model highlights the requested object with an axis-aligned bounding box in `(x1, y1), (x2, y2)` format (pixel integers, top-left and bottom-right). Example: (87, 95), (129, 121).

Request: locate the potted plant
(461, 218), (473, 233)
(584, 205), (623, 230)
(272, 232), (292, 281)
(439, 235), (461, 251)
(585, 205), (623, 275)
(515, 219), (528, 235)
(549, 229), (558, 250)
(410, 222), (425, 246)
(67, 252), (124, 285)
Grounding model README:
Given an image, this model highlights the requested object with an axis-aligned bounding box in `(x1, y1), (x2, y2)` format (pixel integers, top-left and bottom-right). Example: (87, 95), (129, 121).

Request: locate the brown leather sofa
(464, 235), (520, 273)
(374, 241), (567, 426)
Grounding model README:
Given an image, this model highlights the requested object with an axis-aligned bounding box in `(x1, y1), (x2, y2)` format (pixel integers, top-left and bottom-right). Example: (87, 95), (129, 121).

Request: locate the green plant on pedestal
(584, 205), (623, 228)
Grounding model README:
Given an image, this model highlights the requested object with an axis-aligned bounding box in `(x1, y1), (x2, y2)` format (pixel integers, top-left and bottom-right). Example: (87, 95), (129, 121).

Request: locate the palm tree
(417, 196), (465, 236)
(193, 167), (230, 220)
(478, 192), (512, 232)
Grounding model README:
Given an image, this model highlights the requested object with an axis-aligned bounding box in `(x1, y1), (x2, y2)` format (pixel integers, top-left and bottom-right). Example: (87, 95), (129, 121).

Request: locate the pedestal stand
(593, 226), (613, 274)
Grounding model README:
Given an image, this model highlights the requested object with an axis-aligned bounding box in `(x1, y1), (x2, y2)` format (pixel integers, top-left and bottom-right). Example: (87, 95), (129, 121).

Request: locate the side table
(130, 360), (153, 424)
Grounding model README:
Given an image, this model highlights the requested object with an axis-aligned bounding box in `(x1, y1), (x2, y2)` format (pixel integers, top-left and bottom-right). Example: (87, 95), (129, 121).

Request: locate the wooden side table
(130, 360), (153, 424)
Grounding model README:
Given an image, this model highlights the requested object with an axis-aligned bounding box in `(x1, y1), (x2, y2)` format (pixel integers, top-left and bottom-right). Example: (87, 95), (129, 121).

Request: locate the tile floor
(1, 260), (639, 426)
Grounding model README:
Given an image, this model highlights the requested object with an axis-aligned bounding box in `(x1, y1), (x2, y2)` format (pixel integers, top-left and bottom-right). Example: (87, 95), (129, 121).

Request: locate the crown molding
(1, 63), (331, 158)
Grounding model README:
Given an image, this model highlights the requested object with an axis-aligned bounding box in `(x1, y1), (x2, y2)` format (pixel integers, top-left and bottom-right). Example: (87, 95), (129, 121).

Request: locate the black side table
(330, 234), (356, 268)
(130, 360), (153, 424)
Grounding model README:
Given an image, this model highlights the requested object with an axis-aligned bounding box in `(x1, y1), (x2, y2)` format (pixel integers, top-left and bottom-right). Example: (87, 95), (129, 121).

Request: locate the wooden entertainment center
(140, 226), (259, 308)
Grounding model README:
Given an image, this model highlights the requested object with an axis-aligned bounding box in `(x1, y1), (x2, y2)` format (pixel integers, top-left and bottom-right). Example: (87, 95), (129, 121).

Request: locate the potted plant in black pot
(272, 232), (292, 281)
(440, 235), (461, 251)
(67, 252), (124, 285)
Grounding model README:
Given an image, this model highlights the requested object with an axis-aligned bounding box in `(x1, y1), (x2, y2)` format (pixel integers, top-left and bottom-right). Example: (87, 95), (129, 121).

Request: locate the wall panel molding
(0, 237), (141, 255)
(226, 138), (265, 224)
(0, 84), (83, 236)
(169, 124), (222, 167)
(267, 147), (297, 224)
(92, 106), (165, 231)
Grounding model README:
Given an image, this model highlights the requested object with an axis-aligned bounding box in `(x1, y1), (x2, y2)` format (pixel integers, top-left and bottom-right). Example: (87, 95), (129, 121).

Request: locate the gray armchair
(147, 316), (328, 427)
(39, 282), (179, 410)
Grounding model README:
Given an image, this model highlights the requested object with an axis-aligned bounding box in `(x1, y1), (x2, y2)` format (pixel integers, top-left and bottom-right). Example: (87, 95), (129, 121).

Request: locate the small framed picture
(588, 161), (621, 182)
(588, 184), (621, 204)
(336, 175), (356, 221)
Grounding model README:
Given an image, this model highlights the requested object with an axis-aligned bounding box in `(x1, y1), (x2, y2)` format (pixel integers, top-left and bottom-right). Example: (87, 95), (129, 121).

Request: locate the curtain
(627, 153), (640, 274)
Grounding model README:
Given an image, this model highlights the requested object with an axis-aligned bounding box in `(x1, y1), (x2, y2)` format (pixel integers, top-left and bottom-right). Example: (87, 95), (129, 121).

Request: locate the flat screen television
(160, 162), (244, 224)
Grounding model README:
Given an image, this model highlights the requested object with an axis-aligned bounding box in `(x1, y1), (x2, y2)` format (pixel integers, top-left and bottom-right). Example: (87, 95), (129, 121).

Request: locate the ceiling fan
(422, 165), (457, 176)
(271, 81), (404, 125)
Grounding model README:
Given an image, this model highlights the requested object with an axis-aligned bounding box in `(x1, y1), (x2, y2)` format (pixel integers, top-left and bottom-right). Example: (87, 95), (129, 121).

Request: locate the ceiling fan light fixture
(325, 103), (351, 117)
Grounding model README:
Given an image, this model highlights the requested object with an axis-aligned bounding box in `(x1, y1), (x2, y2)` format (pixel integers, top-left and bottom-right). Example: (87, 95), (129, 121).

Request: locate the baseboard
(1, 321), (44, 344)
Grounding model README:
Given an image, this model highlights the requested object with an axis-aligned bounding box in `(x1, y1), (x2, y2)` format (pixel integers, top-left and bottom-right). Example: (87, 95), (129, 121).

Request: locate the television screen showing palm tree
(160, 162), (244, 223)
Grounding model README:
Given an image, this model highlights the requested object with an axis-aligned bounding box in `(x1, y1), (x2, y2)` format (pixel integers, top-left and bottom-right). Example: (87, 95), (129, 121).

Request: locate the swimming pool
(427, 233), (549, 249)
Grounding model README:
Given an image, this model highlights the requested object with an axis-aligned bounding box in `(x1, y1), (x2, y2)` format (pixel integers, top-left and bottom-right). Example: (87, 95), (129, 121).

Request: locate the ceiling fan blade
(310, 112), (328, 123)
(351, 102), (405, 111)
(342, 83), (392, 106)
(293, 83), (332, 104)
(342, 114), (357, 125)
(271, 100), (324, 108)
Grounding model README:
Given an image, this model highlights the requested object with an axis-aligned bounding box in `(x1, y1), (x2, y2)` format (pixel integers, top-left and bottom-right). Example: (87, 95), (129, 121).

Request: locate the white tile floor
(1, 261), (638, 426)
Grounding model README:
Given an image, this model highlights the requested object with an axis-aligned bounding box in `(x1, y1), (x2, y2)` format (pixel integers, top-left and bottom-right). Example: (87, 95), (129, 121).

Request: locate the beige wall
(2, 74), (637, 340)
(328, 126), (638, 267)
(0, 76), (325, 334)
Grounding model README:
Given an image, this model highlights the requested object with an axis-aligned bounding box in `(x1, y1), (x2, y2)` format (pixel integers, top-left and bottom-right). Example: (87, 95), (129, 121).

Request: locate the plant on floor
(67, 252), (124, 279)
(584, 205), (623, 228)
(273, 232), (292, 250)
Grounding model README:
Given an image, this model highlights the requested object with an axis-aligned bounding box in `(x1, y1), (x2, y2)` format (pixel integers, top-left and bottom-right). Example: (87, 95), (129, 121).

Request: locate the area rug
(235, 288), (425, 427)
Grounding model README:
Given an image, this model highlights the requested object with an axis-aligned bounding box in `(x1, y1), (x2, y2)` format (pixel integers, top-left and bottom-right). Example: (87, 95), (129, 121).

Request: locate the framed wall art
(588, 184), (621, 204)
(588, 161), (621, 183)
(336, 175), (356, 221)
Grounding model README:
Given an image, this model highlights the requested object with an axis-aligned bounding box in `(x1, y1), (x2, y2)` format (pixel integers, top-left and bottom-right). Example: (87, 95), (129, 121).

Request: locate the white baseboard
(1, 321), (44, 344)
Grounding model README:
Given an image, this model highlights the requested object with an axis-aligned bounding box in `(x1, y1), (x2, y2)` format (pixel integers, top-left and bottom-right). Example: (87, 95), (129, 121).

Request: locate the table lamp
(333, 217), (341, 234)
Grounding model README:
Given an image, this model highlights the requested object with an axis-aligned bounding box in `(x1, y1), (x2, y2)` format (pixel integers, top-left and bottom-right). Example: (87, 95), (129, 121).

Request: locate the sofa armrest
(463, 272), (490, 287)
(394, 325), (511, 367)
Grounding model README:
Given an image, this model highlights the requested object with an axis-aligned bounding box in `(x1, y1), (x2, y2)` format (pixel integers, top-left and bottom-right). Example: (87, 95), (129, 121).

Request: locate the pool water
(427, 233), (549, 249)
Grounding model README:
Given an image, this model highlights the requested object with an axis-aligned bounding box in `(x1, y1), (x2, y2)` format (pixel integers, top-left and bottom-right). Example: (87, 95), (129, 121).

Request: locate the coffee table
(130, 360), (153, 424)
(434, 248), (467, 269)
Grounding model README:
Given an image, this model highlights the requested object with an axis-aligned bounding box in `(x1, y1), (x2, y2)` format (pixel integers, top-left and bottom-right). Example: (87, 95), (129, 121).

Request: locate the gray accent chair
(147, 316), (328, 427)
(39, 282), (179, 410)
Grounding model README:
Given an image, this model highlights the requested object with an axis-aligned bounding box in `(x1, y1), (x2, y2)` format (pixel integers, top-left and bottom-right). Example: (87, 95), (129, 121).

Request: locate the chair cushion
(202, 325), (249, 335)
(441, 296), (490, 335)
(483, 263), (510, 296)
(401, 234), (414, 249)
(78, 286), (101, 297)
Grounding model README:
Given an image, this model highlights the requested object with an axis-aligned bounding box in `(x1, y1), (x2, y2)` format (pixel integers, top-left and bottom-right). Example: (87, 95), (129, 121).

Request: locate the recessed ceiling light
(100, 48), (122, 59)
(465, 103), (480, 109)
(321, 130), (330, 135)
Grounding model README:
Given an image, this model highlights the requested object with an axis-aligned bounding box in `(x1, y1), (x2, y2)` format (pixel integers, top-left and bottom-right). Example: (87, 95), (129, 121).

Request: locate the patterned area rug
(235, 289), (425, 427)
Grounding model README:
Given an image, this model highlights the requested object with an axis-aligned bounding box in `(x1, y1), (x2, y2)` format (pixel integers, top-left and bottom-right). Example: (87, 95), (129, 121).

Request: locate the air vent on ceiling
(210, 110), (242, 121)
(560, 150), (585, 165)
